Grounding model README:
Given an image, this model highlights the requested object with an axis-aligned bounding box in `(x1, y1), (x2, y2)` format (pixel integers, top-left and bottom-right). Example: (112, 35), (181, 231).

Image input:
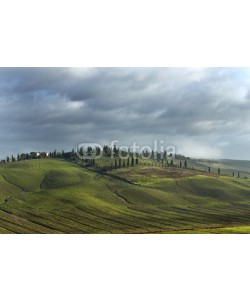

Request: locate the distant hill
(185, 158), (250, 178)
(218, 159), (250, 173)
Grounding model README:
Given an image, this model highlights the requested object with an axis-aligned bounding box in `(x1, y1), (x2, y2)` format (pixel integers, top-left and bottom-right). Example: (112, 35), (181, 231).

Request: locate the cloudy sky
(0, 67), (250, 160)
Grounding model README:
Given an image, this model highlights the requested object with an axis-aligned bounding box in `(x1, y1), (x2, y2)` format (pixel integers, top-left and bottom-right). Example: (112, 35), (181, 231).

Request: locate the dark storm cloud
(0, 67), (250, 159)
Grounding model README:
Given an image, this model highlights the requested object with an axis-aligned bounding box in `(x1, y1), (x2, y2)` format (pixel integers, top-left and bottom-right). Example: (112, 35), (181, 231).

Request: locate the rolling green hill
(1, 158), (250, 233)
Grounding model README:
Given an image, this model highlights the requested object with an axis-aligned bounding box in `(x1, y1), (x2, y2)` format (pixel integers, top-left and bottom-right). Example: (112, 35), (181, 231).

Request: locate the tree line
(0, 145), (243, 178)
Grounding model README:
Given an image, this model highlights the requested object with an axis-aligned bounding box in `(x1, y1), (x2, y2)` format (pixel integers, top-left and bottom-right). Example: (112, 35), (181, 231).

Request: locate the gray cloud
(0, 67), (250, 159)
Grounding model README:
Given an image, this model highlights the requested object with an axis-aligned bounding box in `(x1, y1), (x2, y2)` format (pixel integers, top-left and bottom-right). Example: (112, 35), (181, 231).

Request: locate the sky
(0, 67), (250, 160)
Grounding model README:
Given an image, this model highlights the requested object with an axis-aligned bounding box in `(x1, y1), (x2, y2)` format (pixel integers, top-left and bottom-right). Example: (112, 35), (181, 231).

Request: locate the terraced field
(1, 158), (250, 233)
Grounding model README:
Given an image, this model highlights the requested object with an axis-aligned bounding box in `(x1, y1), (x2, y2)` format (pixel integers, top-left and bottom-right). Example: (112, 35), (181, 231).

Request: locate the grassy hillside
(1, 158), (250, 233)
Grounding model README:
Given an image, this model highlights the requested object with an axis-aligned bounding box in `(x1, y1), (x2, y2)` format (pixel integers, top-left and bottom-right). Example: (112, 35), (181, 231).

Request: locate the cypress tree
(163, 150), (167, 160)
(184, 160), (187, 169)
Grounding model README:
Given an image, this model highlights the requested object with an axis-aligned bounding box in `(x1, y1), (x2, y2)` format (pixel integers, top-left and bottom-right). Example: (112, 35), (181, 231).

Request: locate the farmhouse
(30, 151), (49, 158)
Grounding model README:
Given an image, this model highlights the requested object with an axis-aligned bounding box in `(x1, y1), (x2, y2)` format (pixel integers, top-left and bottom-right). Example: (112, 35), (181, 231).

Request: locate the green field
(1, 158), (250, 233)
